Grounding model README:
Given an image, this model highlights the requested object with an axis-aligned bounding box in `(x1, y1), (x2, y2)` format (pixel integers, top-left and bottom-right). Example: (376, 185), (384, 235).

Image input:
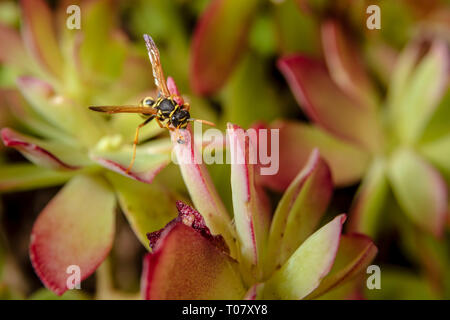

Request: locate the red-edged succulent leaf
(1, 128), (87, 170)
(321, 20), (377, 109)
(306, 233), (377, 299)
(1, 89), (70, 142)
(141, 223), (245, 299)
(0, 164), (74, 193)
(265, 149), (333, 276)
(259, 121), (370, 190)
(170, 128), (237, 257)
(388, 149), (447, 236)
(190, 0), (258, 95)
(147, 201), (229, 254)
(227, 123), (270, 279)
(263, 214), (346, 299)
(348, 159), (388, 237)
(243, 283), (264, 300)
(0, 24), (33, 71)
(20, 0), (64, 78)
(16, 76), (104, 145)
(106, 172), (177, 250)
(389, 39), (449, 144)
(278, 55), (381, 152)
(30, 174), (116, 295)
(90, 139), (171, 184)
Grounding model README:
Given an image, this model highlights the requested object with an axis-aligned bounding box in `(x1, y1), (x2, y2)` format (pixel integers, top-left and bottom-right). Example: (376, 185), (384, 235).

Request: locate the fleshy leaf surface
(30, 174), (116, 295)
(227, 123), (270, 279)
(388, 149), (447, 236)
(0, 163), (74, 192)
(106, 172), (178, 250)
(263, 214), (345, 299)
(306, 234), (377, 299)
(321, 20), (377, 108)
(91, 139), (171, 184)
(389, 40), (448, 144)
(21, 0), (64, 77)
(141, 223), (245, 300)
(170, 128), (236, 257)
(265, 149), (333, 276)
(260, 121), (370, 190)
(190, 0), (258, 95)
(0, 24), (33, 71)
(1, 128), (89, 169)
(278, 55), (381, 152)
(348, 159), (389, 237)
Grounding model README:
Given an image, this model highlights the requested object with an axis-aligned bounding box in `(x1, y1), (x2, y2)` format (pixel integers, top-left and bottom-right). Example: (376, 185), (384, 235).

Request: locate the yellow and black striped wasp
(89, 34), (214, 173)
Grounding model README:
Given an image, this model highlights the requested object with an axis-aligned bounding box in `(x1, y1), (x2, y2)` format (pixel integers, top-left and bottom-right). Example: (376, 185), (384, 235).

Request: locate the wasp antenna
(188, 118), (216, 127)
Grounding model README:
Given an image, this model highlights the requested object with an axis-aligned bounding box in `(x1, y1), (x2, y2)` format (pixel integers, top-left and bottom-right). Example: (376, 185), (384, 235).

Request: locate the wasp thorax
(157, 98), (176, 116)
(171, 109), (190, 128)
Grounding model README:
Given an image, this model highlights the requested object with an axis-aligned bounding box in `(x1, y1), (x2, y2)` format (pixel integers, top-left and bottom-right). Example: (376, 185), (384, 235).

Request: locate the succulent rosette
(272, 21), (449, 239)
(190, 0), (450, 239)
(140, 125), (377, 299)
(0, 0), (181, 295)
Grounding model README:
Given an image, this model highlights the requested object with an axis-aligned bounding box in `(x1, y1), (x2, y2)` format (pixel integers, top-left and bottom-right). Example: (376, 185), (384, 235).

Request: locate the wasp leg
(126, 116), (155, 174)
(175, 125), (185, 144)
(183, 102), (190, 111)
(155, 118), (164, 128)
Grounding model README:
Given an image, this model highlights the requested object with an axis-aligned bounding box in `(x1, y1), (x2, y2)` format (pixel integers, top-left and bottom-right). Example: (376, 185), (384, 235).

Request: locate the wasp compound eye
(142, 97), (155, 107)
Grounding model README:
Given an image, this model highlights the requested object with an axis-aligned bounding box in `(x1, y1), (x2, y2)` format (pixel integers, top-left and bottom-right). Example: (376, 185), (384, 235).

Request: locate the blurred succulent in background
(0, 0), (184, 296)
(272, 21), (450, 297)
(189, 0), (450, 299)
(274, 20), (449, 239)
(140, 125), (377, 299)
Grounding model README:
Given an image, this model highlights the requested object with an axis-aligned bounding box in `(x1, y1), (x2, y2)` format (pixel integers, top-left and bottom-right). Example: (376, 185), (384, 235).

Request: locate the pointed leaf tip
(263, 214), (346, 299)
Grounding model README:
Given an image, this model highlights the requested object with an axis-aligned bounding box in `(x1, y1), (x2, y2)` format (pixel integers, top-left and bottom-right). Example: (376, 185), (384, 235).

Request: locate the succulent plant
(272, 21), (449, 239)
(0, 0), (180, 295)
(139, 125), (377, 299)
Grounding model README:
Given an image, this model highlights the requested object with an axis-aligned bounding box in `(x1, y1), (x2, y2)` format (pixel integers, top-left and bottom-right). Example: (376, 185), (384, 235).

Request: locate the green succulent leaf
(388, 149), (447, 236)
(265, 149), (333, 276)
(389, 40), (448, 144)
(20, 0), (64, 78)
(190, 0), (258, 95)
(17, 76), (104, 146)
(364, 269), (438, 300)
(420, 134), (450, 180)
(0, 163), (74, 192)
(228, 123), (270, 279)
(1, 127), (91, 169)
(348, 159), (389, 238)
(0, 24), (34, 71)
(106, 172), (177, 250)
(263, 214), (345, 299)
(170, 128), (237, 257)
(29, 174), (116, 295)
(306, 234), (377, 299)
(91, 138), (171, 184)
(321, 20), (377, 109)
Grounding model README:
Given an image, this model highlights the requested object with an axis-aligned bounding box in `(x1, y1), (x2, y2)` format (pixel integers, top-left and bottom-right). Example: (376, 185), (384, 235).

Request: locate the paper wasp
(89, 34), (214, 173)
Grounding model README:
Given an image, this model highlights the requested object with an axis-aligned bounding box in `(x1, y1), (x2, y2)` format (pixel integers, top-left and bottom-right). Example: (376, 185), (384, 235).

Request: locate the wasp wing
(89, 106), (157, 115)
(143, 34), (171, 98)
